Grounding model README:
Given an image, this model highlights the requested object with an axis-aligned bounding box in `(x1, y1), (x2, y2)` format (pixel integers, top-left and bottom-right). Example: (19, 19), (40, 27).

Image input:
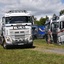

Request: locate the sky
(0, 0), (64, 20)
(61, 0), (64, 3)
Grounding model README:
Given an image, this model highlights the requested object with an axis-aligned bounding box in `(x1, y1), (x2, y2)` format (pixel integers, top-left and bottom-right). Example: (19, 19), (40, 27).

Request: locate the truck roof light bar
(7, 10), (27, 13)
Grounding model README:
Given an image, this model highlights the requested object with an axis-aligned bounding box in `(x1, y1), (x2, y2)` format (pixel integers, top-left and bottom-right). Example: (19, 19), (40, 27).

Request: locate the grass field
(0, 39), (64, 64)
(34, 39), (64, 49)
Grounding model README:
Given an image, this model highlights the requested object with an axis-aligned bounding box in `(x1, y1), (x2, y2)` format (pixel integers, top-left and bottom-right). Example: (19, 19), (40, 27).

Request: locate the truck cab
(45, 15), (64, 45)
(56, 15), (64, 44)
(1, 10), (34, 48)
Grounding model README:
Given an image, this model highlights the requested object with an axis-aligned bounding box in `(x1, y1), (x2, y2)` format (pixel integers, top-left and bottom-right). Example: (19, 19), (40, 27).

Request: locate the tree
(40, 16), (49, 25)
(34, 17), (39, 25)
(39, 17), (46, 25)
(59, 9), (64, 16)
(34, 20), (39, 25)
(34, 16), (49, 26)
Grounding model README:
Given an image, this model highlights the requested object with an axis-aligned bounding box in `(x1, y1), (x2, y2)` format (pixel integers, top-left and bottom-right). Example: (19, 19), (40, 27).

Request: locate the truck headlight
(6, 36), (12, 42)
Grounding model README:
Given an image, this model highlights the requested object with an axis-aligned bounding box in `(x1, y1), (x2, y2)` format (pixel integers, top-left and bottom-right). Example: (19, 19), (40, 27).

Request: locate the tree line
(34, 9), (64, 26)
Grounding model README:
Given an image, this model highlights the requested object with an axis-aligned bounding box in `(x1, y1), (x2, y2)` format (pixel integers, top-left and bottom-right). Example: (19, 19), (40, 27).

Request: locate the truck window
(5, 16), (33, 24)
(61, 21), (64, 29)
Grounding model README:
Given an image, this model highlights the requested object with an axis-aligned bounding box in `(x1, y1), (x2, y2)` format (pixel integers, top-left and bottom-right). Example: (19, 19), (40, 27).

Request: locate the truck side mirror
(32, 16), (34, 25)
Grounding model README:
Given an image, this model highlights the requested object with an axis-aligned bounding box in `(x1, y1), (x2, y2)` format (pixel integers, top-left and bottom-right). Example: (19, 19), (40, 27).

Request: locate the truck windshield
(5, 16), (32, 24)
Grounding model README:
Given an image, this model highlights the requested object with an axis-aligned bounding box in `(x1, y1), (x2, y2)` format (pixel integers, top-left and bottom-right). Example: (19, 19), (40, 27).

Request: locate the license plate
(18, 43), (24, 45)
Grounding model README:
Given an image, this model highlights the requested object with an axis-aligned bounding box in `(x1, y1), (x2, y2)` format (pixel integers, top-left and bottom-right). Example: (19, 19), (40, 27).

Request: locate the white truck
(45, 15), (64, 45)
(0, 10), (34, 48)
(56, 15), (64, 44)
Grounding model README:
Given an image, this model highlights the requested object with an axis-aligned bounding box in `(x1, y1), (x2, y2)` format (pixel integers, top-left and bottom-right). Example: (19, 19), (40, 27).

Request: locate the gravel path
(44, 48), (64, 54)
(32, 48), (64, 54)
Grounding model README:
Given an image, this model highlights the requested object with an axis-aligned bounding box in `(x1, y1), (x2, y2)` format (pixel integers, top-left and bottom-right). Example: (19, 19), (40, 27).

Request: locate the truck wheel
(3, 39), (8, 49)
(29, 43), (33, 48)
(30, 43), (33, 47)
(0, 36), (3, 46)
(3, 43), (7, 49)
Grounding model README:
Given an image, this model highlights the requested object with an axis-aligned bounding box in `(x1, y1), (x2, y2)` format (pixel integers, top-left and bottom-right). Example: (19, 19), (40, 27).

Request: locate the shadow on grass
(6, 45), (36, 50)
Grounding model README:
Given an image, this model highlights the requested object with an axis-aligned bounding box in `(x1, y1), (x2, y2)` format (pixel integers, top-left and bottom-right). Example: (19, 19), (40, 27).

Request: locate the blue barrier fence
(32, 25), (45, 38)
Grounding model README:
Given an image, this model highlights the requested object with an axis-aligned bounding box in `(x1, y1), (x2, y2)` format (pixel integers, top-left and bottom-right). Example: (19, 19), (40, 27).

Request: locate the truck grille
(15, 35), (25, 39)
(10, 28), (30, 41)
(15, 31), (24, 34)
(14, 31), (25, 39)
(10, 30), (25, 40)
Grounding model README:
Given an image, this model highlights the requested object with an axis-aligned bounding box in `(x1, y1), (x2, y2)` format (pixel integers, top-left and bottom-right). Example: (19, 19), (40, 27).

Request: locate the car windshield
(5, 16), (32, 24)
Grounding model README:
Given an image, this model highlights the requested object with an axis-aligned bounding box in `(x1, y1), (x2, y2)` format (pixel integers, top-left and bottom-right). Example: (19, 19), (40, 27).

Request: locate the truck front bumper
(6, 40), (33, 46)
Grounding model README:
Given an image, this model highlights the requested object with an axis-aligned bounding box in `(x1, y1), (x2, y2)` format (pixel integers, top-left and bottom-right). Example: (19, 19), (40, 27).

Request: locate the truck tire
(3, 43), (7, 49)
(27, 42), (33, 48)
(3, 38), (8, 49)
(30, 43), (33, 47)
(0, 36), (4, 46)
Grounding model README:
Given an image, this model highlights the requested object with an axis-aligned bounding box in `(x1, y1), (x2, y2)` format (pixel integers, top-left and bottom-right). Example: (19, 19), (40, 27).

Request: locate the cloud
(0, 0), (64, 19)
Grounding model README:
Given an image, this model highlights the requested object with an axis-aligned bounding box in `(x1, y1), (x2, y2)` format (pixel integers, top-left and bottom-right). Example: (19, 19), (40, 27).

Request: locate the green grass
(0, 39), (64, 64)
(34, 39), (64, 49)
